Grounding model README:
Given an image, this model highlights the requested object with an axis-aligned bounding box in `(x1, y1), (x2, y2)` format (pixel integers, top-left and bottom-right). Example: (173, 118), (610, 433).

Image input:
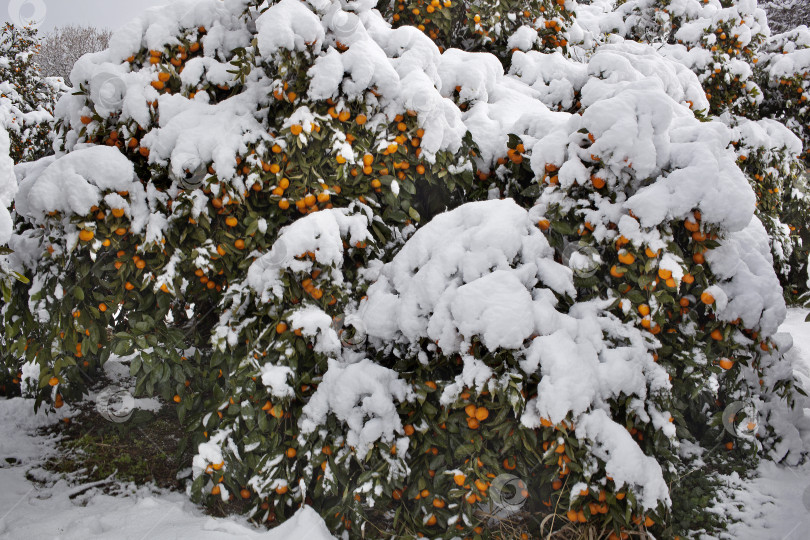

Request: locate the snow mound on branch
(256, 0), (325, 54)
(706, 216), (787, 335)
(246, 207), (372, 302)
(576, 409), (670, 509)
(13, 146), (143, 224)
(0, 126), (16, 244)
(360, 198), (574, 351)
(300, 358), (414, 459)
(732, 117), (803, 157)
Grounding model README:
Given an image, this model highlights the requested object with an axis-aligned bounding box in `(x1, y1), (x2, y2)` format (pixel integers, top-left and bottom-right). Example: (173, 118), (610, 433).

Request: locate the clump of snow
(300, 358), (414, 458)
(14, 146), (139, 222)
(246, 208), (372, 303)
(0, 126), (16, 244)
(706, 217), (786, 335)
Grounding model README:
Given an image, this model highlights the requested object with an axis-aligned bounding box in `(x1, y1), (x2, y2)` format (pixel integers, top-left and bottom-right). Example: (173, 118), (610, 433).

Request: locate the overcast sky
(3, 0), (174, 33)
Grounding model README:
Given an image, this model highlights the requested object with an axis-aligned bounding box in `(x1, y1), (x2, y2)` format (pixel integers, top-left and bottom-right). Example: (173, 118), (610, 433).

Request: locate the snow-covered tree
(0, 23), (62, 163)
(38, 25), (112, 82)
(763, 0), (810, 33)
(0, 1), (807, 539)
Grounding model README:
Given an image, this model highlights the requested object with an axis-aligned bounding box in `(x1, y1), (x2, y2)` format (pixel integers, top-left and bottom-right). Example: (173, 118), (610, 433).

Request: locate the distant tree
(0, 23), (61, 163)
(763, 0), (810, 33)
(38, 25), (111, 82)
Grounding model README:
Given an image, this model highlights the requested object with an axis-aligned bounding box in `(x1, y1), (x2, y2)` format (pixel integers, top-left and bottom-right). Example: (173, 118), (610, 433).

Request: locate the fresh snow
(1, 308), (808, 537)
(0, 395), (334, 539)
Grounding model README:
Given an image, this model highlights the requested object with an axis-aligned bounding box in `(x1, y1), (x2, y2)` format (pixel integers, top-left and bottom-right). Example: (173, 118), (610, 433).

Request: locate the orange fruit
(537, 219), (550, 231)
(467, 417), (480, 429)
(701, 291), (715, 305)
(286, 447), (297, 458)
(657, 268), (672, 280)
(453, 474), (466, 486)
(618, 252), (635, 265)
(79, 230), (95, 242)
(718, 358), (734, 370)
(711, 329), (723, 341)
(111, 208), (125, 218)
(99, 303), (107, 312)
(276, 322), (287, 334)
(464, 404), (477, 417)
(48, 376), (59, 386)
(240, 488), (251, 499)
(474, 407), (489, 421)
(275, 485), (288, 494)
(638, 304), (650, 316)
(234, 239), (245, 250)
(173, 394), (181, 403)
(426, 515), (437, 526)
(225, 216), (237, 227)
(211, 485), (221, 495)
(404, 424), (415, 436)
(290, 124), (303, 135)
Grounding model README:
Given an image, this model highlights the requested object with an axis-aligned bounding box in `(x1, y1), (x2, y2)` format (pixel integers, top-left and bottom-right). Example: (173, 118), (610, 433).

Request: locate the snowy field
(0, 309), (808, 539)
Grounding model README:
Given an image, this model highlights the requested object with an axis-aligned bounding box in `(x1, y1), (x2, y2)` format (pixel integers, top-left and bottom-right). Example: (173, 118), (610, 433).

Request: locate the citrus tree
(609, 0), (810, 302)
(0, 0), (808, 538)
(381, 0), (576, 62)
(0, 23), (62, 164)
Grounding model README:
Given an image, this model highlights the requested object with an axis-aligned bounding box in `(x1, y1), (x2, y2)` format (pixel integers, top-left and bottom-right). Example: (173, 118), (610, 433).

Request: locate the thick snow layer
(359, 199), (673, 508)
(14, 146), (139, 222)
(0, 126), (16, 244)
(360, 199), (573, 350)
(246, 207), (372, 303)
(706, 217), (786, 335)
(300, 358), (414, 458)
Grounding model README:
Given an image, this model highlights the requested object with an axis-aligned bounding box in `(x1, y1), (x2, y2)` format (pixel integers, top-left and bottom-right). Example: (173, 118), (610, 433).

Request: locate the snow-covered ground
(0, 397), (333, 539)
(722, 308), (810, 540)
(0, 309), (808, 539)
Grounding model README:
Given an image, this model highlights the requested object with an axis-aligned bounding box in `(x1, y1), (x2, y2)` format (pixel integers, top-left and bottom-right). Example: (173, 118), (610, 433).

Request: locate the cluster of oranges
(387, 0), (573, 61)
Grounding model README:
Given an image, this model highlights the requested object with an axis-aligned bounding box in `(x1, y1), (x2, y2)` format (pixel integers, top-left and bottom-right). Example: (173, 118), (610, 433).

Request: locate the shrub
(0, 0), (807, 538)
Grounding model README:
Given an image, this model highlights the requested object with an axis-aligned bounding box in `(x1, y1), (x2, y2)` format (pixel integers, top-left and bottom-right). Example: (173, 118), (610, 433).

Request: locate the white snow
(0, 126), (16, 244)
(0, 397), (334, 539)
